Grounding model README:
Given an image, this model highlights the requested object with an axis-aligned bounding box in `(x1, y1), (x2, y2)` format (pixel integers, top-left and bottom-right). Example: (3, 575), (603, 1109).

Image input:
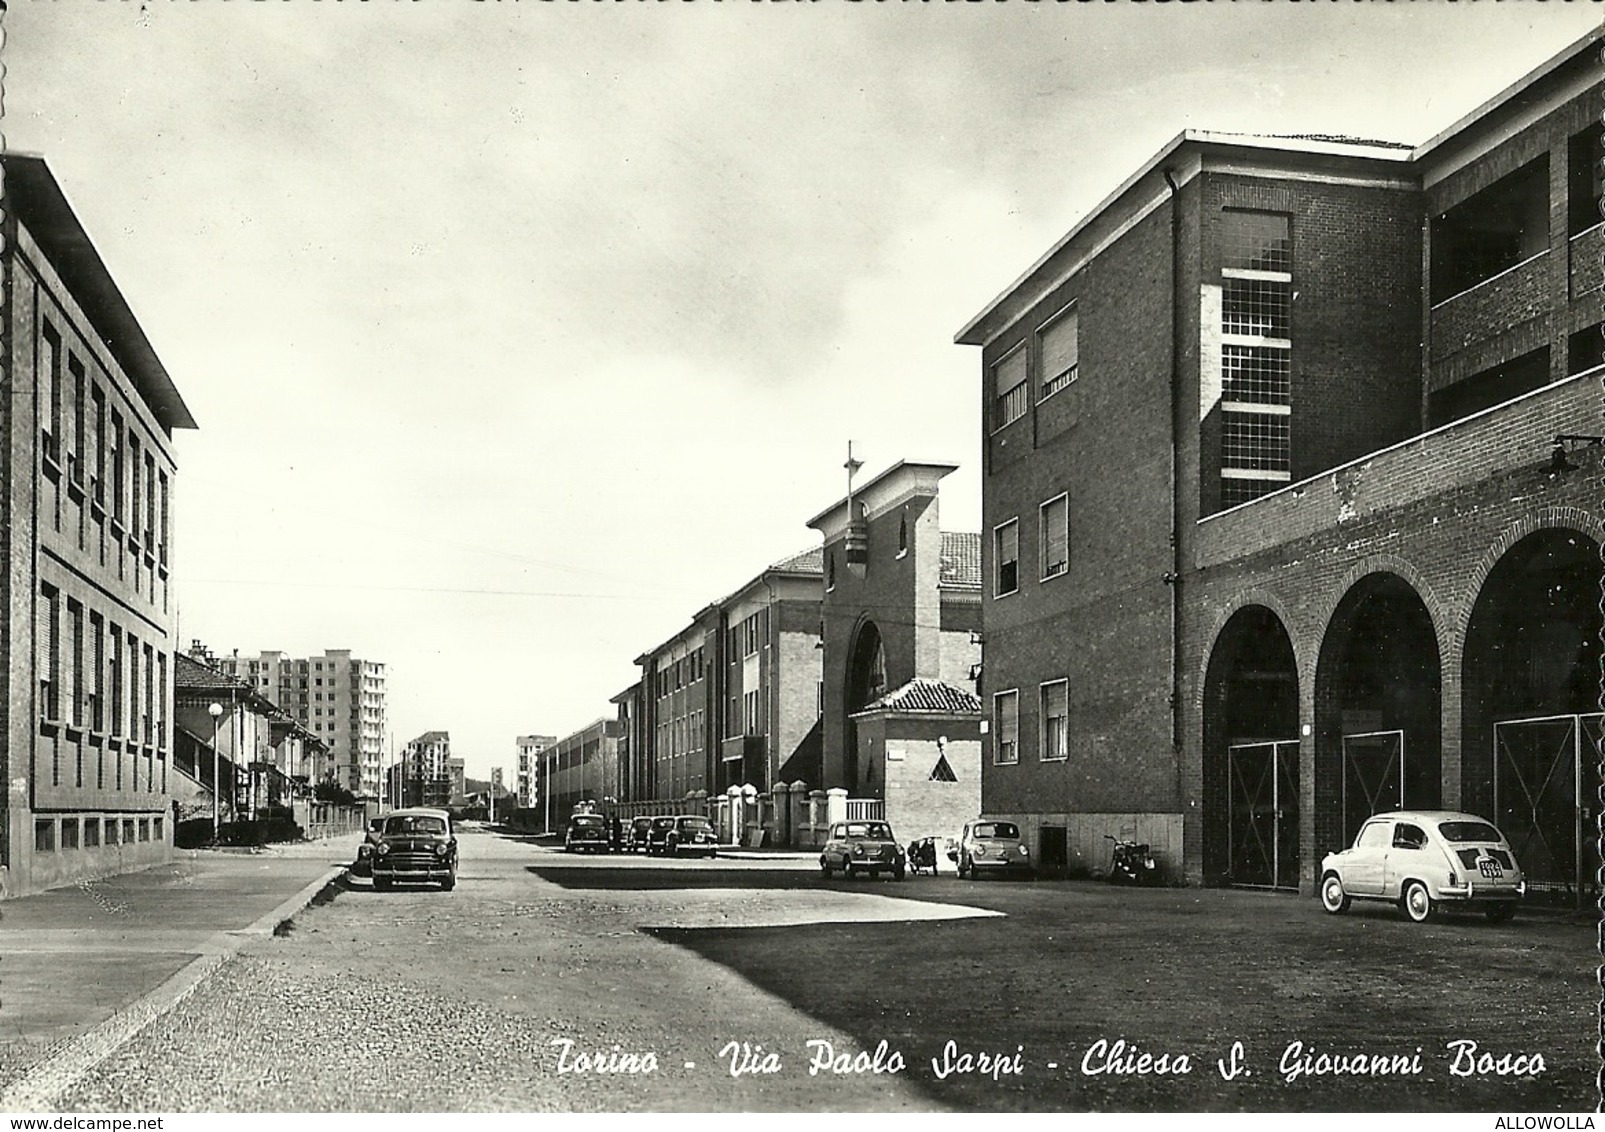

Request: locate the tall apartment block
(515, 734), (554, 809)
(214, 648), (387, 797)
(1, 154), (198, 897)
(393, 730), (451, 810)
(957, 29), (1603, 898)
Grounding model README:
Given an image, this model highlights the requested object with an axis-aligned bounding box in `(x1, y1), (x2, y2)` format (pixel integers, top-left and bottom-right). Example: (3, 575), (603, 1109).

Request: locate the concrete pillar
(825, 787), (848, 827)
(772, 782), (791, 846)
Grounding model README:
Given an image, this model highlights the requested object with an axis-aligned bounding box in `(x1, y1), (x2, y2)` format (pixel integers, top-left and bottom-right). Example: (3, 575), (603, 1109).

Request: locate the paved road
(56, 828), (988, 1111)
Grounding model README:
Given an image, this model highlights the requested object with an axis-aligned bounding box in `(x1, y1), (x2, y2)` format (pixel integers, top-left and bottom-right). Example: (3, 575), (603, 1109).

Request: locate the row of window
(730, 610), (766, 659)
(654, 647), (706, 699)
(992, 493), (1070, 597)
(34, 814), (164, 852)
(38, 582), (167, 752)
(39, 318), (171, 561)
(655, 709), (706, 762)
(1219, 209), (1294, 509)
(992, 304), (1079, 432)
(991, 680), (1070, 765)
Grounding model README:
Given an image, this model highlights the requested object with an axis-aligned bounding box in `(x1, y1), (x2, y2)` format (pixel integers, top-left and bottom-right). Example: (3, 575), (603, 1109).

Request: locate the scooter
(1105, 834), (1159, 885)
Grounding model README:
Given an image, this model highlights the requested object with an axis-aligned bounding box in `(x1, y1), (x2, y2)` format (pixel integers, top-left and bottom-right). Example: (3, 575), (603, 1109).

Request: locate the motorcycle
(1105, 834), (1159, 885)
(907, 837), (941, 876)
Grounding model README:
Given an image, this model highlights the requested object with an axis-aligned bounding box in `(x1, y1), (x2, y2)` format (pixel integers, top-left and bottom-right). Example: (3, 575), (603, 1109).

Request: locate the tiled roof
(940, 531), (981, 588)
(769, 545), (824, 575)
(176, 652), (255, 694)
(862, 678), (982, 715)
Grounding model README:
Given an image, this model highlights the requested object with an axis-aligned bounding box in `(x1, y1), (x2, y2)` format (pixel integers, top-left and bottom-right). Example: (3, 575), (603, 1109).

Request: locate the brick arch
(1310, 553), (1454, 675)
(1453, 506), (1604, 645)
(1192, 588), (1306, 716)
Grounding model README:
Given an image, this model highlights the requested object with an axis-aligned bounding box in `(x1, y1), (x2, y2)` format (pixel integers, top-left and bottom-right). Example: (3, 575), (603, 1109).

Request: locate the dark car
(626, 815), (654, 853)
(371, 808), (457, 891)
(645, 815), (679, 855)
(564, 812), (610, 853)
(820, 820), (906, 880)
(656, 814), (718, 858)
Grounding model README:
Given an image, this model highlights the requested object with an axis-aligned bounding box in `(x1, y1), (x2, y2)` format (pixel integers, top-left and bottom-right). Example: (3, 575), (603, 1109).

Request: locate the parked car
(645, 815), (679, 855)
(1319, 811), (1525, 923)
(370, 808), (457, 891)
(626, 816), (654, 852)
(656, 814), (718, 858)
(820, 820), (906, 880)
(564, 812), (610, 853)
(954, 819), (1035, 880)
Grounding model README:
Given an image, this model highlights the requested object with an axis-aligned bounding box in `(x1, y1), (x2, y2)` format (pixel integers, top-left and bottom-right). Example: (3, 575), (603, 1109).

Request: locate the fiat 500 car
(955, 819), (1035, 880)
(564, 813), (610, 853)
(1319, 811), (1524, 923)
(627, 815), (654, 852)
(661, 814), (718, 858)
(820, 820), (905, 880)
(370, 809), (457, 891)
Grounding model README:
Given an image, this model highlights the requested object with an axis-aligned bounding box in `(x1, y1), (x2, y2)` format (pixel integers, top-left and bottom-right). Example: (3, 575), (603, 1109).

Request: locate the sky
(4, 3), (1600, 783)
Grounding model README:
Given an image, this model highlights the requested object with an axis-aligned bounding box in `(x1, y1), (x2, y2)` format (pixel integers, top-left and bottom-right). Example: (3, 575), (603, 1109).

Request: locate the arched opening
(1201, 606), (1300, 888)
(843, 620), (887, 791)
(1313, 573), (1442, 859)
(1462, 528), (1601, 902)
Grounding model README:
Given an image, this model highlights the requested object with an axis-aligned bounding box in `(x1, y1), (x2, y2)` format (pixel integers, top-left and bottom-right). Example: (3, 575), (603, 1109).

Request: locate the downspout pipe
(1162, 168), (1183, 755)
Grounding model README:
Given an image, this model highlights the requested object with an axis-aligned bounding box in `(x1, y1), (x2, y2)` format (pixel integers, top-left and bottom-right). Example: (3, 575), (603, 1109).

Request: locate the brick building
(538, 717), (621, 829)
(213, 647), (387, 797)
(619, 547), (824, 808)
(957, 30), (1603, 896)
(1, 155), (198, 897)
(807, 460), (983, 825)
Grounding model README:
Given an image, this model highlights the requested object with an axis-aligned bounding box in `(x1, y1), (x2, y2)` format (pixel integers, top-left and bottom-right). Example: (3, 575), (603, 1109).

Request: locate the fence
(297, 801), (366, 840)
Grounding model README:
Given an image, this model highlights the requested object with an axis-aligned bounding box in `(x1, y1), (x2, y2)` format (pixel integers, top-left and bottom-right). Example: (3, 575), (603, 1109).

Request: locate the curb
(0, 864), (347, 1112)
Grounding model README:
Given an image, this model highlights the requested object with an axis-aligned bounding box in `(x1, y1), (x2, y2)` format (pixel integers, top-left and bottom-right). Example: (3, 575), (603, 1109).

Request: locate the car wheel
(1319, 872), (1351, 914)
(957, 855), (969, 880)
(1485, 903), (1517, 924)
(844, 863), (855, 879)
(1401, 880), (1435, 923)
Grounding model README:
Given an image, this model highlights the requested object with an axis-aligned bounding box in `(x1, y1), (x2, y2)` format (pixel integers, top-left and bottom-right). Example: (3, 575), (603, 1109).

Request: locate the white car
(1319, 811), (1524, 923)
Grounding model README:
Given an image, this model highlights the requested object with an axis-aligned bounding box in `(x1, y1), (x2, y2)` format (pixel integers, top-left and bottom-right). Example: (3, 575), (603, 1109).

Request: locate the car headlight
(853, 845), (865, 858)
(1019, 845), (1030, 856)
(435, 842), (449, 857)
(975, 845), (987, 857)
(375, 842), (390, 856)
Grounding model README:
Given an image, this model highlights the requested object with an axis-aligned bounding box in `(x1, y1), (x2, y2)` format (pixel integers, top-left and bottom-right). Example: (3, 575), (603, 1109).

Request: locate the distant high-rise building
(210, 648), (386, 796)
(395, 730), (451, 809)
(515, 735), (554, 809)
(446, 756), (466, 804)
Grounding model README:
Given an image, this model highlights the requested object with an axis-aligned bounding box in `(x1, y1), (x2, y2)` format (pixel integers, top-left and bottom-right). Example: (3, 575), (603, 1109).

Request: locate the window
(88, 612), (104, 732)
(1221, 210), (1291, 273)
(826, 552), (836, 591)
(1430, 157), (1549, 302)
(1222, 279), (1290, 339)
(1569, 127), (1604, 237)
(109, 410), (124, 523)
(1221, 345), (1290, 406)
(84, 817), (100, 847)
(1040, 680), (1068, 761)
(994, 519), (1019, 596)
(1218, 210), (1293, 509)
(40, 323), (61, 460)
(90, 384), (106, 502)
(1039, 494), (1068, 580)
(105, 817), (120, 845)
(61, 817), (79, 850)
(67, 600), (83, 730)
(108, 622), (123, 737)
(69, 355), (86, 484)
(897, 512), (908, 557)
(39, 584), (60, 723)
(1039, 306), (1078, 398)
(992, 345), (1028, 430)
(35, 819), (55, 853)
(992, 690), (1019, 765)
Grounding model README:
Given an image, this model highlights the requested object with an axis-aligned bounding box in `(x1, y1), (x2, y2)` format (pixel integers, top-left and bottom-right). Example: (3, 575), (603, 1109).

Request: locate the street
(55, 826), (1596, 1112)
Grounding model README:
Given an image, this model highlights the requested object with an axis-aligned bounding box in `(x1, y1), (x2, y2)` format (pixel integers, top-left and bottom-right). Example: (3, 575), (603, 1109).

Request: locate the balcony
(1196, 370), (1597, 568)
(1569, 223), (1604, 299)
(1430, 250), (1550, 362)
(720, 734), (763, 764)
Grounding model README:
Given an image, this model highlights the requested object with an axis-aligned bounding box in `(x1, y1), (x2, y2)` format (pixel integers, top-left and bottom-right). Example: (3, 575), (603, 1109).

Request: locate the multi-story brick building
(1, 154), (198, 897)
(213, 647), (386, 797)
(619, 547), (824, 808)
(514, 734), (554, 809)
(538, 717), (621, 829)
(957, 29), (1603, 897)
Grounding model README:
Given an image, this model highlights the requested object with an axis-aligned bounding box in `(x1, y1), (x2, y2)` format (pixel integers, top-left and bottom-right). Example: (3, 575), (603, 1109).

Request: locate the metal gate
(1493, 713), (1601, 903)
(1228, 740), (1300, 889)
(1342, 730), (1404, 846)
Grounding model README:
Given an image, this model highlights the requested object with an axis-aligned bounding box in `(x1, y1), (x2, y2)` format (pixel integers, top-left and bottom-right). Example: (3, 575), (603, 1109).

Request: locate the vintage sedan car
(820, 820), (906, 880)
(644, 815), (679, 855)
(564, 812), (611, 853)
(370, 808), (457, 891)
(1319, 811), (1525, 923)
(656, 814), (718, 858)
(626, 815), (655, 853)
(955, 819), (1035, 880)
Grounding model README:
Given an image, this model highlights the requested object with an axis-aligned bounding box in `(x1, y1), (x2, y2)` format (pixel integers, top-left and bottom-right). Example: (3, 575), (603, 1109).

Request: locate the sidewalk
(0, 833), (360, 1108)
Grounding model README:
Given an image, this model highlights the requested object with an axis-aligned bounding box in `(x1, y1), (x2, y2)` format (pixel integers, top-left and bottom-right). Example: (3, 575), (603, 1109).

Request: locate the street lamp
(208, 701), (224, 841)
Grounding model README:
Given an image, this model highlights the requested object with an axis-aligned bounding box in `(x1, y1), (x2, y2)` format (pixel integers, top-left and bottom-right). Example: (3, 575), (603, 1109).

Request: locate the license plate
(1478, 858), (1504, 879)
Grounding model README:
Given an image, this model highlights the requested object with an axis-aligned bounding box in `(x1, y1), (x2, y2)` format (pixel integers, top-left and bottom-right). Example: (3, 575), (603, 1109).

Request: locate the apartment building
(214, 648), (386, 797)
(392, 730), (452, 810)
(957, 28), (1603, 897)
(514, 734), (554, 809)
(1, 154), (198, 897)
